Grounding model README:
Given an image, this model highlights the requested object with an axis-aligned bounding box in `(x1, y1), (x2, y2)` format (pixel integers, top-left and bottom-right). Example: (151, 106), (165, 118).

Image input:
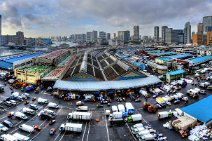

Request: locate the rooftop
(187, 55), (212, 64)
(167, 69), (185, 76)
(18, 65), (50, 74)
(0, 52), (43, 63)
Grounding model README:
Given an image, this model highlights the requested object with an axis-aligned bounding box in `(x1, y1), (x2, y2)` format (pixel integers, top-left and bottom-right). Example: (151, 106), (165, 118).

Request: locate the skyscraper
(118, 31), (130, 43)
(162, 26), (168, 43)
(0, 15), (1, 35)
(86, 32), (92, 42)
(99, 31), (106, 39)
(154, 26), (159, 42)
(197, 23), (203, 34)
(107, 33), (110, 40)
(184, 22), (191, 44)
(92, 30), (97, 42)
(203, 16), (212, 33)
(16, 31), (24, 45)
(133, 26), (139, 42)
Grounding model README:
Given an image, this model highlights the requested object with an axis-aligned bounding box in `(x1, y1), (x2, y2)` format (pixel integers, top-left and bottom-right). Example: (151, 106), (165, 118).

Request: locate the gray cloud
(0, 0), (211, 37)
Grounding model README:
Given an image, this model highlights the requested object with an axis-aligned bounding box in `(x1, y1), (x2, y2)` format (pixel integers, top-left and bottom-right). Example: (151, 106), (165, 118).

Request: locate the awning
(181, 95), (212, 123)
(53, 75), (162, 91)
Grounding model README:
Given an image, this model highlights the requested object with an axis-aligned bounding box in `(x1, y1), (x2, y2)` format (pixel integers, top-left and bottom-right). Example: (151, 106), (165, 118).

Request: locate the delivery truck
(0, 134), (17, 141)
(12, 133), (30, 141)
(59, 123), (82, 133)
(127, 114), (142, 123)
(158, 111), (172, 119)
(118, 104), (125, 113)
(67, 111), (92, 121)
(109, 112), (123, 119)
(111, 105), (118, 112)
(125, 102), (134, 114)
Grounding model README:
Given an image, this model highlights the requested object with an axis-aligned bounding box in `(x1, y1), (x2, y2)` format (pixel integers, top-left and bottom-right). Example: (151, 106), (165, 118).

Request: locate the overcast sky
(0, 0), (212, 37)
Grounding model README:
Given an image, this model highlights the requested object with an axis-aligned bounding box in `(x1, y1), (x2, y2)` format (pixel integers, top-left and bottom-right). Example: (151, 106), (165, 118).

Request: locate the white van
(0, 134), (17, 141)
(19, 124), (34, 133)
(13, 133), (30, 141)
(22, 107), (35, 115)
(111, 105), (118, 112)
(37, 98), (48, 104)
(117, 104), (125, 113)
(14, 112), (28, 120)
(47, 102), (59, 109)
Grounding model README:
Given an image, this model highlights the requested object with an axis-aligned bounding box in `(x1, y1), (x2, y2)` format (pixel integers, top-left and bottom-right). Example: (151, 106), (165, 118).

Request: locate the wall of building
(207, 32), (212, 45)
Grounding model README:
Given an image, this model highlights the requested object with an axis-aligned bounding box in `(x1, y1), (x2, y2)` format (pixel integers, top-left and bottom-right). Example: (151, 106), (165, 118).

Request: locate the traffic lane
(32, 107), (70, 141)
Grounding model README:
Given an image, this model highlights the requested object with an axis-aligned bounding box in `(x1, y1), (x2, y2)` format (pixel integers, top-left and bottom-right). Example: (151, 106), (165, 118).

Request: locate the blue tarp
(2, 52), (43, 63)
(181, 95), (212, 123)
(167, 69), (185, 75)
(188, 55), (212, 64)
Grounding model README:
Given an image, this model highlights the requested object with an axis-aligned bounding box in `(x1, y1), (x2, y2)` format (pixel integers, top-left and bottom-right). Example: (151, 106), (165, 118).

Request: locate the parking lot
(0, 71), (212, 141)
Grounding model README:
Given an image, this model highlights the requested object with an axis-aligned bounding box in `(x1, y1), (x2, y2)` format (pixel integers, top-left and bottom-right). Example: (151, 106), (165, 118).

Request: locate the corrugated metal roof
(167, 69), (185, 75)
(53, 75), (162, 91)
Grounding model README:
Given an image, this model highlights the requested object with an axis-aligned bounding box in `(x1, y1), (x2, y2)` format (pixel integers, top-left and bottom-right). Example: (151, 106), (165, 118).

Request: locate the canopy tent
(54, 75), (162, 91)
(181, 95), (212, 123)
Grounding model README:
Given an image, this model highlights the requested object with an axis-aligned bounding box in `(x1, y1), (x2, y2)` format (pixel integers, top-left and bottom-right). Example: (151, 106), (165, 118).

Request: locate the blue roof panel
(3, 52), (43, 63)
(181, 95), (212, 123)
(188, 55), (212, 64)
(167, 69), (185, 75)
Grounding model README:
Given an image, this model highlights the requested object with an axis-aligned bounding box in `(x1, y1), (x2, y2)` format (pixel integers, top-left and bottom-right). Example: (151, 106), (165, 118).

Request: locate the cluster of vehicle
(131, 123), (167, 141)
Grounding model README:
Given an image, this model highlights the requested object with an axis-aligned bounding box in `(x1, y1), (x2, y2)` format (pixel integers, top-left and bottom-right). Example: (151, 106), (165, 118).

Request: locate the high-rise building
(112, 33), (116, 39)
(192, 34), (203, 46)
(154, 26), (159, 42)
(107, 33), (110, 40)
(16, 31), (24, 45)
(207, 31), (212, 45)
(184, 22), (191, 44)
(203, 16), (212, 33)
(99, 31), (106, 39)
(92, 30), (97, 42)
(133, 26), (139, 41)
(0, 15), (1, 35)
(197, 23), (203, 34)
(118, 31), (130, 43)
(86, 32), (92, 42)
(162, 26), (168, 43)
(165, 28), (184, 44)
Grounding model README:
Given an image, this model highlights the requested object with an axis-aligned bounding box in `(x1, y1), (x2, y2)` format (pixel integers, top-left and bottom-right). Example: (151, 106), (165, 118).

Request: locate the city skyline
(0, 0), (212, 37)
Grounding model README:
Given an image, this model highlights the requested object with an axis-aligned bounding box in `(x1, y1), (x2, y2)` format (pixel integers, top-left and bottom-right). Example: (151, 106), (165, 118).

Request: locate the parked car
(0, 123), (8, 132)
(207, 85), (212, 90)
(30, 104), (39, 110)
(200, 90), (206, 95)
(9, 100), (17, 106)
(2, 120), (13, 128)
(4, 101), (12, 107)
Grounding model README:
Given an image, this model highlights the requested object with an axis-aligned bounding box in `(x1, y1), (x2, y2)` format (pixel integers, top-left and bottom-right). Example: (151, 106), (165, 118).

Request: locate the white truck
(67, 111), (92, 121)
(37, 97), (48, 104)
(111, 105), (118, 112)
(59, 123), (82, 133)
(109, 112), (123, 119)
(117, 104), (125, 113)
(140, 134), (156, 141)
(0, 134), (17, 141)
(19, 124), (34, 133)
(22, 107), (35, 115)
(13, 112), (28, 120)
(158, 111), (172, 119)
(47, 102), (59, 109)
(125, 102), (134, 114)
(13, 133), (30, 141)
(76, 106), (88, 111)
(127, 114), (142, 123)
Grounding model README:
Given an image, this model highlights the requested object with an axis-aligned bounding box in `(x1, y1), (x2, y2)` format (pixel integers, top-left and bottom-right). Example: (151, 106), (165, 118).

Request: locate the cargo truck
(117, 104), (125, 113)
(0, 134), (17, 141)
(125, 102), (134, 115)
(12, 133), (30, 141)
(158, 111), (172, 119)
(127, 114), (142, 123)
(59, 123), (82, 133)
(67, 111), (92, 121)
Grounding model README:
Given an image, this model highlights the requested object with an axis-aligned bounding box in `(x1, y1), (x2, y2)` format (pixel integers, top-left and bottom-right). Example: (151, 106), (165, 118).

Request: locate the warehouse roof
(53, 75), (161, 91)
(187, 55), (212, 65)
(0, 52), (43, 63)
(18, 65), (50, 73)
(181, 95), (212, 123)
(167, 53), (192, 59)
(167, 69), (185, 76)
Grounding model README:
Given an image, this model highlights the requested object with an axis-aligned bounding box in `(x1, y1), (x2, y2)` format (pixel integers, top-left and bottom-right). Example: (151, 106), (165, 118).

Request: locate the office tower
(184, 22), (191, 44)
(197, 23), (203, 34)
(99, 31), (106, 39)
(86, 32), (92, 42)
(112, 33), (116, 39)
(133, 25), (139, 41)
(16, 31), (24, 45)
(165, 28), (184, 44)
(207, 32), (212, 45)
(154, 26), (159, 42)
(118, 31), (130, 43)
(107, 33), (110, 40)
(162, 26), (168, 43)
(203, 16), (212, 33)
(92, 30), (97, 42)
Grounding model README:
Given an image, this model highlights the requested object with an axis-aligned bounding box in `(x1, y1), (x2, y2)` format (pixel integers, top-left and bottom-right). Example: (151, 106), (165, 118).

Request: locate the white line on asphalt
(15, 120), (23, 126)
(53, 133), (61, 141)
(104, 109), (110, 141)
(0, 115), (7, 120)
(86, 121), (91, 141)
(58, 132), (65, 141)
(31, 121), (49, 140)
(10, 127), (19, 134)
(82, 122), (88, 141)
(126, 123), (137, 141)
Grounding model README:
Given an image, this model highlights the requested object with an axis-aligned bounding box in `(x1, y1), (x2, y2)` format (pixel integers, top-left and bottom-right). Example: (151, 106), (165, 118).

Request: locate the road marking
(31, 121), (49, 140)
(15, 120), (23, 126)
(58, 132), (65, 141)
(0, 115), (7, 120)
(126, 123), (137, 141)
(53, 133), (61, 141)
(104, 109), (110, 141)
(86, 122), (91, 141)
(82, 122), (88, 141)
(10, 127), (19, 134)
